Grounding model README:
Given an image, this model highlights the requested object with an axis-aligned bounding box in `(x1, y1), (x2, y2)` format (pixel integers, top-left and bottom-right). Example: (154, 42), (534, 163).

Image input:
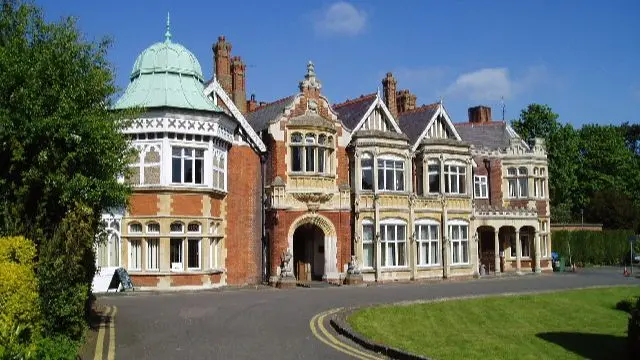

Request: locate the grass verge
(348, 286), (639, 360)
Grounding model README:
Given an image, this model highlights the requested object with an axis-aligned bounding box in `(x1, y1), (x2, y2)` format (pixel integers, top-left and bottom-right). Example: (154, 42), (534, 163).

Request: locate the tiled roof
(453, 121), (514, 149)
(397, 103), (439, 145)
(246, 96), (296, 131)
(333, 94), (376, 131)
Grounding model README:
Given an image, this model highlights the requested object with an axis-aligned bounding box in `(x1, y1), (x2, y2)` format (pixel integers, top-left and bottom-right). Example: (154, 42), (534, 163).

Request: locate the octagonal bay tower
(97, 17), (266, 289)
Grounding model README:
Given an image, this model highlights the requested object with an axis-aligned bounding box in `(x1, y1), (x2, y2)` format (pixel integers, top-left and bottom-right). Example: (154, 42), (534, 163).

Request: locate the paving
(88, 268), (639, 360)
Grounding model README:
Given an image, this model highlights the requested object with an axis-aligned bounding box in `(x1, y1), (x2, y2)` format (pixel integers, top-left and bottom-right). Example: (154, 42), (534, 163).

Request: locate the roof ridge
(399, 102), (438, 115)
(453, 120), (506, 126)
(333, 93), (376, 108)
(250, 95), (294, 113)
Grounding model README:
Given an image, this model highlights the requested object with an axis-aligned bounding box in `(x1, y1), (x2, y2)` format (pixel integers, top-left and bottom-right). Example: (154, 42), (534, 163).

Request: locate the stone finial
(299, 61), (322, 91)
(165, 12), (172, 42)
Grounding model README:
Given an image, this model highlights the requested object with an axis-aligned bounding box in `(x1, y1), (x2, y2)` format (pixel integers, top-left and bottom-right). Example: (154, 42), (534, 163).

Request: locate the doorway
(478, 226), (495, 274)
(292, 223), (325, 281)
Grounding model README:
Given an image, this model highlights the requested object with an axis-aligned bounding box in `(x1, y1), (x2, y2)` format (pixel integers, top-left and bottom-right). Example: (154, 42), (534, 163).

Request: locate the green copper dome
(113, 15), (222, 112)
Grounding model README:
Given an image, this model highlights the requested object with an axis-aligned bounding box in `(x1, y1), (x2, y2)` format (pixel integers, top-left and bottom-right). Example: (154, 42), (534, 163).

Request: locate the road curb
(329, 307), (431, 360)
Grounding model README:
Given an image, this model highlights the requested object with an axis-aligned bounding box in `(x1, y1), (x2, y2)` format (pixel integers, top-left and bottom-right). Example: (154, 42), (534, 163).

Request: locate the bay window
(380, 221), (406, 267)
(444, 163), (466, 195)
(377, 157), (405, 191)
(290, 132), (334, 174)
(507, 166), (529, 198)
(172, 147), (204, 185)
(212, 154), (226, 191)
(534, 167), (546, 198)
(518, 167), (528, 197)
(449, 222), (469, 265)
(362, 221), (374, 268)
(474, 175), (488, 199)
(361, 153), (373, 190)
(415, 221), (439, 266)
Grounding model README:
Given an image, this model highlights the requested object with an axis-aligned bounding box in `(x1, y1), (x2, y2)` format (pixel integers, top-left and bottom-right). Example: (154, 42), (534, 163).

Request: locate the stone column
(354, 151), (361, 194)
(422, 155), (428, 195)
(374, 194), (381, 281)
(534, 231), (541, 273)
(494, 229), (501, 274)
(409, 197), (416, 280)
(442, 200), (450, 279)
(439, 155), (445, 193)
(515, 230), (522, 273)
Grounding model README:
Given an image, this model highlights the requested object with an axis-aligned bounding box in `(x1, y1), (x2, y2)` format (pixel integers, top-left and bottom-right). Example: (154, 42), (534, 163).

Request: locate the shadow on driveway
(536, 332), (627, 360)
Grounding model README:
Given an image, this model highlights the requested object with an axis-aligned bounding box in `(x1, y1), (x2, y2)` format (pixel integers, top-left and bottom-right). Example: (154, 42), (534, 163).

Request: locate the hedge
(551, 230), (637, 266)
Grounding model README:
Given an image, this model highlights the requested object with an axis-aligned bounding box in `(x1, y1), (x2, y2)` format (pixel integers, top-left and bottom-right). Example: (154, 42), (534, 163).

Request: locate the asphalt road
(98, 268), (639, 360)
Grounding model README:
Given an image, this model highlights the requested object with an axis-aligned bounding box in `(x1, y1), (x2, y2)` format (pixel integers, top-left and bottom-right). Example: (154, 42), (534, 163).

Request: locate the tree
(512, 104), (579, 222)
(585, 189), (639, 230)
(0, 0), (133, 346)
(621, 121), (640, 156)
(0, 1), (132, 244)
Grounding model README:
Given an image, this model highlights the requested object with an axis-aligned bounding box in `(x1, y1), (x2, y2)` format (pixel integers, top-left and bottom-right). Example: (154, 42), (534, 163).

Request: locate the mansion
(96, 21), (551, 289)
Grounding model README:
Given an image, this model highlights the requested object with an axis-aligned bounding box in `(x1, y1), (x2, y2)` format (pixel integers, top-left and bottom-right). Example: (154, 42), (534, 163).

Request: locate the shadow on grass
(536, 332), (626, 360)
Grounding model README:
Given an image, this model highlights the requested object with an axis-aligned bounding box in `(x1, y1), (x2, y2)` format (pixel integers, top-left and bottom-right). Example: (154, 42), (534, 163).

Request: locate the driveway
(92, 269), (638, 360)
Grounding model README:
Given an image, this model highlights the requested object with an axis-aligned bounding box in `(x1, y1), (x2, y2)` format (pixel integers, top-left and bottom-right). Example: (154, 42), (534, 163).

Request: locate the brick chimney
(382, 72), (398, 119)
(213, 36), (232, 96)
(468, 106), (492, 123)
(247, 94), (258, 112)
(231, 56), (247, 113)
(396, 89), (417, 113)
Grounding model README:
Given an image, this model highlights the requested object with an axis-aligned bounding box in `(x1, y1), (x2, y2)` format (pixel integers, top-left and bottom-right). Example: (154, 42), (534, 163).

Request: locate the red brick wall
(472, 156), (503, 207)
(211, 195), (223, 217)
(536, 200), (548, 217)
(171, 274), (203, 286)
(226, 145), (262, 285)
(130, 275), (160, 287)
(171, 194), (202, 216)
(267, 209), (352, 277)
(129, 194), (159, 216)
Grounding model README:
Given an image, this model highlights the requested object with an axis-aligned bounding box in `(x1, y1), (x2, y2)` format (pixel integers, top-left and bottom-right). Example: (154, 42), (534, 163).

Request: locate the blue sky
(37, 0), (639, 127)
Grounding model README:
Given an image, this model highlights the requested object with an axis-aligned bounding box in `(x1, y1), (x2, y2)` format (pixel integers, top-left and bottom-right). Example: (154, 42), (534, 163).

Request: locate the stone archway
(287, 214), (338, 281)
(293, 224), (324, 281)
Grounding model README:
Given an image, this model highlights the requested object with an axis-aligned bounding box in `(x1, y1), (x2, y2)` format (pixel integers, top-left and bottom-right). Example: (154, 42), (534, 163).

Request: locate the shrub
(552, 229), (635, 266)
(38, 204), (97, 342)
(617, 297), (638, 313)
(0, 236), (41, 359)
(34, 336), (79, 360)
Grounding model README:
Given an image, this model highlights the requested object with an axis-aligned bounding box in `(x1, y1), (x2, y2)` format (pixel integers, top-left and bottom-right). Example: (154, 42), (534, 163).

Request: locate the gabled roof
(397, 103), (439, 145)
(333, 94), (377, 130)
(202, 79), (266, 152)
(246, 96), (296, 132)
(453, 121), (527, 150)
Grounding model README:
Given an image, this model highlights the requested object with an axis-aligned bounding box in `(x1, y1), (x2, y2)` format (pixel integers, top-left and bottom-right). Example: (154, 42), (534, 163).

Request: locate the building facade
(96, 25), (551, 289)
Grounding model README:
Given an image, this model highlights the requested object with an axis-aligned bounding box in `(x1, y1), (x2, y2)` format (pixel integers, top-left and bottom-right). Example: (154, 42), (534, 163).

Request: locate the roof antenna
(501, 96), (505, 121)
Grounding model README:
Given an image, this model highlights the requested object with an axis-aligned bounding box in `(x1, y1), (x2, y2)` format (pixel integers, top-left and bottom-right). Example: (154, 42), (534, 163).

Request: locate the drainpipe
(259, 131), (268, 284)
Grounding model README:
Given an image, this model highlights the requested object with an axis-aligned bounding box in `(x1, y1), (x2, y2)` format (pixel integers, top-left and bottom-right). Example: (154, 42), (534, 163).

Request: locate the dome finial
(165, 12), (172, 42)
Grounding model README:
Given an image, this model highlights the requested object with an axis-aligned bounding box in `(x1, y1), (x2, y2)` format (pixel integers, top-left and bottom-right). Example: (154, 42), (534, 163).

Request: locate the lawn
(348, 286), (639, 360)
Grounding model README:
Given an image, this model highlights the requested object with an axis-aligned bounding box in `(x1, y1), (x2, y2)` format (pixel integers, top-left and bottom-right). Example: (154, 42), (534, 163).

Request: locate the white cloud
(315, 2), (367, 37)
(445, 66), (549, 101)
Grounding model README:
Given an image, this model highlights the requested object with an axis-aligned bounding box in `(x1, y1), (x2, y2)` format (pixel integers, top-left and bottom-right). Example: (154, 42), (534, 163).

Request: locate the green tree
(0, 0), (134, 345)
(577, 125), (640, 211)
(0, 1), (132, 243)
(585, 189), (639, 230)
(512, 104), (579, 222)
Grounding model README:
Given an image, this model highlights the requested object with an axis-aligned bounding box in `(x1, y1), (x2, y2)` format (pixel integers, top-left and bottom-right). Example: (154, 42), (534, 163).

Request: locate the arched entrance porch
(293, 224), (324, 281)
(286, 213), (338, 282)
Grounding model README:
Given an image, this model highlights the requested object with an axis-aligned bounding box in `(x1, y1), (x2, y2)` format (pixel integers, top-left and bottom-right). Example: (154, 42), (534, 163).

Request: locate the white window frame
(170, 238), (183, 271)
(449, 220), (469, 265)
(290, 132), (334, 175)
(517, 167), (528, 198)
(415, 220), (440, 266)
(146, 238), (159, 271)
(380, 219), (407, 268)
(187, 238), (201, 270)
(377, 156), (405, 192)
(212, 153), (226, 191)
(146, 222), (160, 234)
(427, 160), (440, 194)
(128, 239), (142, 271)
(171, 146), (206, 185)
(170, 222), (184, 234)
(129, 222), (143, 234)
(474, 175), (488, 199)
(360, 153), (373, 191)
(361, 220), (375, 269)
(444, 162), (466, 195)
(507, 167), (518, 198)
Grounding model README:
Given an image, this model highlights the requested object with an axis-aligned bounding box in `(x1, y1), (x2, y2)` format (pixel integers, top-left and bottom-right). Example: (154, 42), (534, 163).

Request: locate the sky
(37, 0), (639, 127)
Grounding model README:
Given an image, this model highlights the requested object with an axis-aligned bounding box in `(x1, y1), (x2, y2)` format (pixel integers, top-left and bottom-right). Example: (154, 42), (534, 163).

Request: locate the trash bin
(557, 257), (566, 272)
